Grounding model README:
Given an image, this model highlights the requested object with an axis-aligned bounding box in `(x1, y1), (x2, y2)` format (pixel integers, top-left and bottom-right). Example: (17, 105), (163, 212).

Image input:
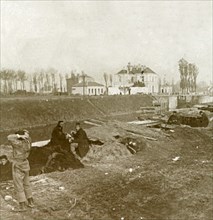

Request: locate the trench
(0, 116), (143, 181)
(0, 121), (95, 145)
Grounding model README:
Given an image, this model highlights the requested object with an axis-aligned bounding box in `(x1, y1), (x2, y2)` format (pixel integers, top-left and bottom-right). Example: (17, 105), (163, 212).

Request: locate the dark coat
(51, 125), (66, 143)
(73, 128), (89, 158)
(51, 125), (70, 152)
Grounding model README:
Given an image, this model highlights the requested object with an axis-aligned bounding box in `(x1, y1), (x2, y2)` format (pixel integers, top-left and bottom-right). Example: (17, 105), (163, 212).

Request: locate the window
(142, 76), (144, 82)
(88, 88), (90, 94)
(92, 89), (93, 94)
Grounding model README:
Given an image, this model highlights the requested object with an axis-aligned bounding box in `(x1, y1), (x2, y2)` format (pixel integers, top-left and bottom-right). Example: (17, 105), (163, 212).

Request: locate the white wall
(72, 86), (105, 95)
(161, 86), (173, 94)
(143, 73), (159, 93)
(168, 96), (178, 111)
(198, 95), (213, 104)
(130, 87), (148, 94)
(87, 86), (105, 95)
(108, 87), (121, 95)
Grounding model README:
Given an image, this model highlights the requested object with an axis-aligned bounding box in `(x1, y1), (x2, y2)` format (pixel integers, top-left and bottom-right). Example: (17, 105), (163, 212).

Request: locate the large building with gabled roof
(113, 62), (160, 94)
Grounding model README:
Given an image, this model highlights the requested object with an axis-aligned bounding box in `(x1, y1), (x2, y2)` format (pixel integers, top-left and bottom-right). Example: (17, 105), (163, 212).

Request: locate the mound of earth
(0, 121), (212, 220)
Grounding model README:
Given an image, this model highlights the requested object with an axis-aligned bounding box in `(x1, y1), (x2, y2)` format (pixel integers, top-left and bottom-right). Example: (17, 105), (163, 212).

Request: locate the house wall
(108, 87), (121, 95)
(66, 78), (78, 95)
(130, 87), (148, 94)
(72, 87), (84, 95)
(169, 96), (178, 111)
(87, 86), (105, 95)
(161, 85), (173, 94)
(72, 86), (105, 95)
(115, 72), (159, 94)
(143, 73), (159, 93)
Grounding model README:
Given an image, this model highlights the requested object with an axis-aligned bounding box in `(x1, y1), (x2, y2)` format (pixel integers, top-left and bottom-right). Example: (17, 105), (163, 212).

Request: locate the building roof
(73, 81), (104, 87)
(117, 67), (156, 75)
(79, 74), (94, 79)
(129, 67), (143, 74)
(117, 69), (128, 74)
(142, 67), (156, 74)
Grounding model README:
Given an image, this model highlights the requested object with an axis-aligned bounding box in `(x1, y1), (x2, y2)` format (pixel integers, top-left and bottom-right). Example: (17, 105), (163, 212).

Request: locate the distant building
(66, 77), (78, 95)
(114, 62), (160, 94)
(66, 74), (94, 95)
(160, 83), (173, 95)
(72, 81), (105, 96)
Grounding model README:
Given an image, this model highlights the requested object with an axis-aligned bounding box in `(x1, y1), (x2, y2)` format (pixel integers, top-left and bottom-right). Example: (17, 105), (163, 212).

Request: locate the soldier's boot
(13, 202), (27, 212)
(27, 197), (35, 208)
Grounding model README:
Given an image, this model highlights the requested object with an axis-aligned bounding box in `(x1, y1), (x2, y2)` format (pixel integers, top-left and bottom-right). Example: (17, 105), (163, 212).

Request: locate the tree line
(178, 58), (199, 94)
(0, 68), (69, 94)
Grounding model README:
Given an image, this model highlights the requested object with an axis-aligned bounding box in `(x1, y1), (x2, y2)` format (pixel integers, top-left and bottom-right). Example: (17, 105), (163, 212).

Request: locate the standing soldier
(7, 130), (34, 212)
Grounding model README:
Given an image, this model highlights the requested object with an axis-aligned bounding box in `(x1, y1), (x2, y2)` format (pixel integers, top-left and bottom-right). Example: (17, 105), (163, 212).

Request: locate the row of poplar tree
(179, 58), (199, 94)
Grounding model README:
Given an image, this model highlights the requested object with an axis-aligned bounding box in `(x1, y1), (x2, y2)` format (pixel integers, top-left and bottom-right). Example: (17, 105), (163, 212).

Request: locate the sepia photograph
(0, 0), (212, 219)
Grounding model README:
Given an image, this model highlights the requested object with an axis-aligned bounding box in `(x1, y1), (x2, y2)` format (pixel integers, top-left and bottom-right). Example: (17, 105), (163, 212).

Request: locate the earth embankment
(0, 94), (154, 131)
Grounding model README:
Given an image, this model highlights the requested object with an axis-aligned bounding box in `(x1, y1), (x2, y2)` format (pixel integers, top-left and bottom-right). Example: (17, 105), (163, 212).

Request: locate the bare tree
(1, 69), (9, 93)
(28, 75), (33, 92)
(109, 74), (113, 87)
(7, 69), (16, 93)
(179, 59), (199, 94)
(32, 73), (38, 92)
(17, 70), (28, 90)
(44, 72), (51, 92)
(13, 71), (18, 91)
(179, 58), (188, 94)
(46, 68), (57, 92)
(188, 63), (193, 93)
(38, 70), (45, 92)
(192, 64), (199, 93)
(59, 73), (63, 93)
(103, 72), (109, 95)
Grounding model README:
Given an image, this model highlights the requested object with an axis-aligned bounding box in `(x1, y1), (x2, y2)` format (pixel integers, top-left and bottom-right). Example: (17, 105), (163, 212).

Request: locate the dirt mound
(83, 142), (132, 163)
(82, 122), (149, 163)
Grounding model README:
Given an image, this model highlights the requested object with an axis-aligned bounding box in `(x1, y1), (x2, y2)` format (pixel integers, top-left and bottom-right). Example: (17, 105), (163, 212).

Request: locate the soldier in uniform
(71, 122), (90, 158)
(7, 130), (34, 211)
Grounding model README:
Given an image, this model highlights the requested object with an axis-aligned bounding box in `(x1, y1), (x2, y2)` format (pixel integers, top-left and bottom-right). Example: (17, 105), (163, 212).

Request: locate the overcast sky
(1, 0), (212, 83)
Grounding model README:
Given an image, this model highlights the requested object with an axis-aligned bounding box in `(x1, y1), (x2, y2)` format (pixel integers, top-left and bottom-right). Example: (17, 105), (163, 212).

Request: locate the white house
(160, 83), (173, 95)
(72, 81), (105, 96)
(114, 63), (160, 94)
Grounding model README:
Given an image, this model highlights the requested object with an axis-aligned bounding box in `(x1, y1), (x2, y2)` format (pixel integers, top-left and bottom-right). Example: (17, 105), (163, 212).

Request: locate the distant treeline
(0, 68), (73, 94)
